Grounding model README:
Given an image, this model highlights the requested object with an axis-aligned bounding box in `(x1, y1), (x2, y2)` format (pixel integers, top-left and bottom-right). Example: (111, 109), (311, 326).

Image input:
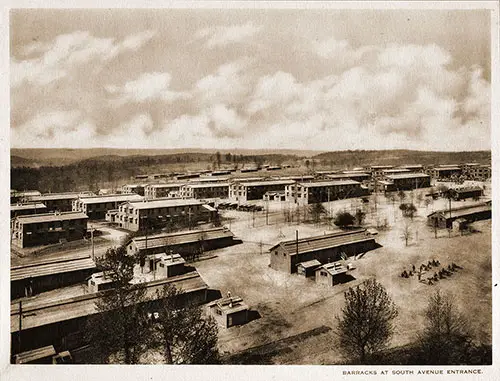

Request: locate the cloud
(195, 59), (253, 107)
(106, 72), (190, 105)
(12, 110), (98, 148)
(11, 30), (156, 88)
(195, 22), (262, 49)
(10, 31), (490, 151)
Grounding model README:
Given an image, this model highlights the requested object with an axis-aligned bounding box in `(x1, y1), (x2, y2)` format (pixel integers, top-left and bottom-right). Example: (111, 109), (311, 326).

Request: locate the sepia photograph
(2, 2), (499, 379)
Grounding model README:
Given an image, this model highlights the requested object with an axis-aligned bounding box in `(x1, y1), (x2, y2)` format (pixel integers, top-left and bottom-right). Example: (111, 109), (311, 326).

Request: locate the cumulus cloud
(194, 22), (262, 48)
(11, 30), (156, 88)
(12, 110), (98, 148)
(106, 72), (190, 105)
(195, 59), (253, 107)
(10, 30), (490, 151)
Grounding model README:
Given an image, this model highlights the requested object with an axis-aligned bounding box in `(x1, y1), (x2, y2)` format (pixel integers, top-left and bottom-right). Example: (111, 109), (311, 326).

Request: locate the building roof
(31, 192), (92, 201)
(147, 183), (185, 189)
(126, 198), (203, 210)
(131, 227), (234, 250)
(371, 165), (394, 169)
(434, 166), (461, 170)
(14, 211), (88, 224)
(79, 193), (144, 204)
(401, 164), (423, 168)
(297, 259), (322, 269)
(15, 190), (42, 197)
(326, 173), (370, 179)
(185, 183), (230, 188)
(318, 261), (348, 276)
(451, 186), (483, 193)
(427, 203), (491, 220)
(14, 345), (56, 364)
(269, 229), (374, 256)
(382, 169), (411, 173)
(10, 271), (208, 332)
(298, 180), (360, 187)
(236, 179), (296, 187)
(207, 296), (249, 314)
(276, 175), (315, 180)
(385, 173), (430, 180)
(123, 184), (146, 188)
(11, 203), (47, 211)
(11, 256), (96, 282)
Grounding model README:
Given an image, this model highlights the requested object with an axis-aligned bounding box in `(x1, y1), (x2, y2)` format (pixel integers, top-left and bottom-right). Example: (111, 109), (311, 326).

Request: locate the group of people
(401, 259), (440, 279)
(424, 262), (463, 285)
(400, 259), (463, 285)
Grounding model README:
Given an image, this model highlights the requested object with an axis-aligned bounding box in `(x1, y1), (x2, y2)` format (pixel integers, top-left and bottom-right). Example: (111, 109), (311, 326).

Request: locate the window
(275, 251), (278, 256)
(321, 271), (327, 277)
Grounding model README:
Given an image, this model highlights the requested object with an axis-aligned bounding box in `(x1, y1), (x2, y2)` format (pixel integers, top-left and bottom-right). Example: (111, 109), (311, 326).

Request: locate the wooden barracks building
(72, 193), (144, 220)
(269, 229), (378, 273)
(12, 211), (89, 248)
(285, 180), (366, 204)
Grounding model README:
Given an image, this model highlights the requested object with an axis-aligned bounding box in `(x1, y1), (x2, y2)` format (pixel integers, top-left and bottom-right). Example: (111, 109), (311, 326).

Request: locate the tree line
(11, 152), (300, 193)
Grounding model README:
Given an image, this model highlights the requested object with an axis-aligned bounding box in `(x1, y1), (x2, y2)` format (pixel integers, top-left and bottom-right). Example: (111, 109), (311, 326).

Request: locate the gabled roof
(269, 229), (374, 256)
(124, 198), (202, 209)
(31, 192), (93, 201)
(11, 257), (96, 281)
(237, 180), (296, 187)
(11, 203), (47, 211)
(297, 259), (321, 269)
(14, 211), (88, 224)
(299, 180), (360, 187)
(427, 203), (491, 219)
(130, 227), (234, 250)
(79, 193), (143, 204)
(14, 345), (56, 364)
(385, 173), (430, 180)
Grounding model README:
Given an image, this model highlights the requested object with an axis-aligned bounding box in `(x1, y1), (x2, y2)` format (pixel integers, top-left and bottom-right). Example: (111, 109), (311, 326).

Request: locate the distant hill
(312, 150), (491, 168)
(10, 148), (321, 167)
(10, 148), (491, 169)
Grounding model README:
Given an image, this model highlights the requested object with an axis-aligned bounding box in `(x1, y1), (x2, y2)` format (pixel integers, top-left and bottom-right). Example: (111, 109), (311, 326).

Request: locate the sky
(10, 8), (492, 151)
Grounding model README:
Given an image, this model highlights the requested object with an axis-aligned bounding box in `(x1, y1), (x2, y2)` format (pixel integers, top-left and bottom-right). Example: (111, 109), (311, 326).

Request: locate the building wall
(11, 206), (48, 219)
(14, 218), (88, 248)
(118, 203), (205, 231)
(391, 176), (431, 190)
(270, 239), (376, 273)
(226, 309), (248, 328)
(11, 268), (96, 300)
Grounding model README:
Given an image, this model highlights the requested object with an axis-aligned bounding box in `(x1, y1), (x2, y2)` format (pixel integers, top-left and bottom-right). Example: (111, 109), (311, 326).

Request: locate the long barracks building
(72, 193), (144, 220)
(285, 180), (366, 204)
(29, 192), (94, 213)
(116, 198), (214, 232)
(269, 229), (378, 273)
(181, 182), (230, 199)
(12, 211), (88, 248)
(229, 180), (296, 203)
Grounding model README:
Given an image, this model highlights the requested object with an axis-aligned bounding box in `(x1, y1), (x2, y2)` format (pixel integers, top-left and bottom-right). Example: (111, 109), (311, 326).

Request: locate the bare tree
(401, 220), (413, 246)
(336, 279), (398, 364)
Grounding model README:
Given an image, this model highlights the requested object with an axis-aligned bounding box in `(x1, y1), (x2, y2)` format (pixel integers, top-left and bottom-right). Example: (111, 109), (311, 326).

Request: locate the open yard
(195, 188), (492, 364)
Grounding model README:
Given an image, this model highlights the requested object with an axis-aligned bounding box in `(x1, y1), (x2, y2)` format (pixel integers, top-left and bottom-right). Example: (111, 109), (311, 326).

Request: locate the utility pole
(18, 300), (22, 354)
(266, 200), (269, 225)
(90, 225), (95, 260)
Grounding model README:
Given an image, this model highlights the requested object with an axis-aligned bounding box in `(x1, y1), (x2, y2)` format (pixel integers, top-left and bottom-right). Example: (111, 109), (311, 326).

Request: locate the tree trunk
(164, 340), (173, 364)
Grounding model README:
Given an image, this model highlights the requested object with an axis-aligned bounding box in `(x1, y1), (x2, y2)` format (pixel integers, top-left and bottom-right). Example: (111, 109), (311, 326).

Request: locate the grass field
(194, 188), (492, 364)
